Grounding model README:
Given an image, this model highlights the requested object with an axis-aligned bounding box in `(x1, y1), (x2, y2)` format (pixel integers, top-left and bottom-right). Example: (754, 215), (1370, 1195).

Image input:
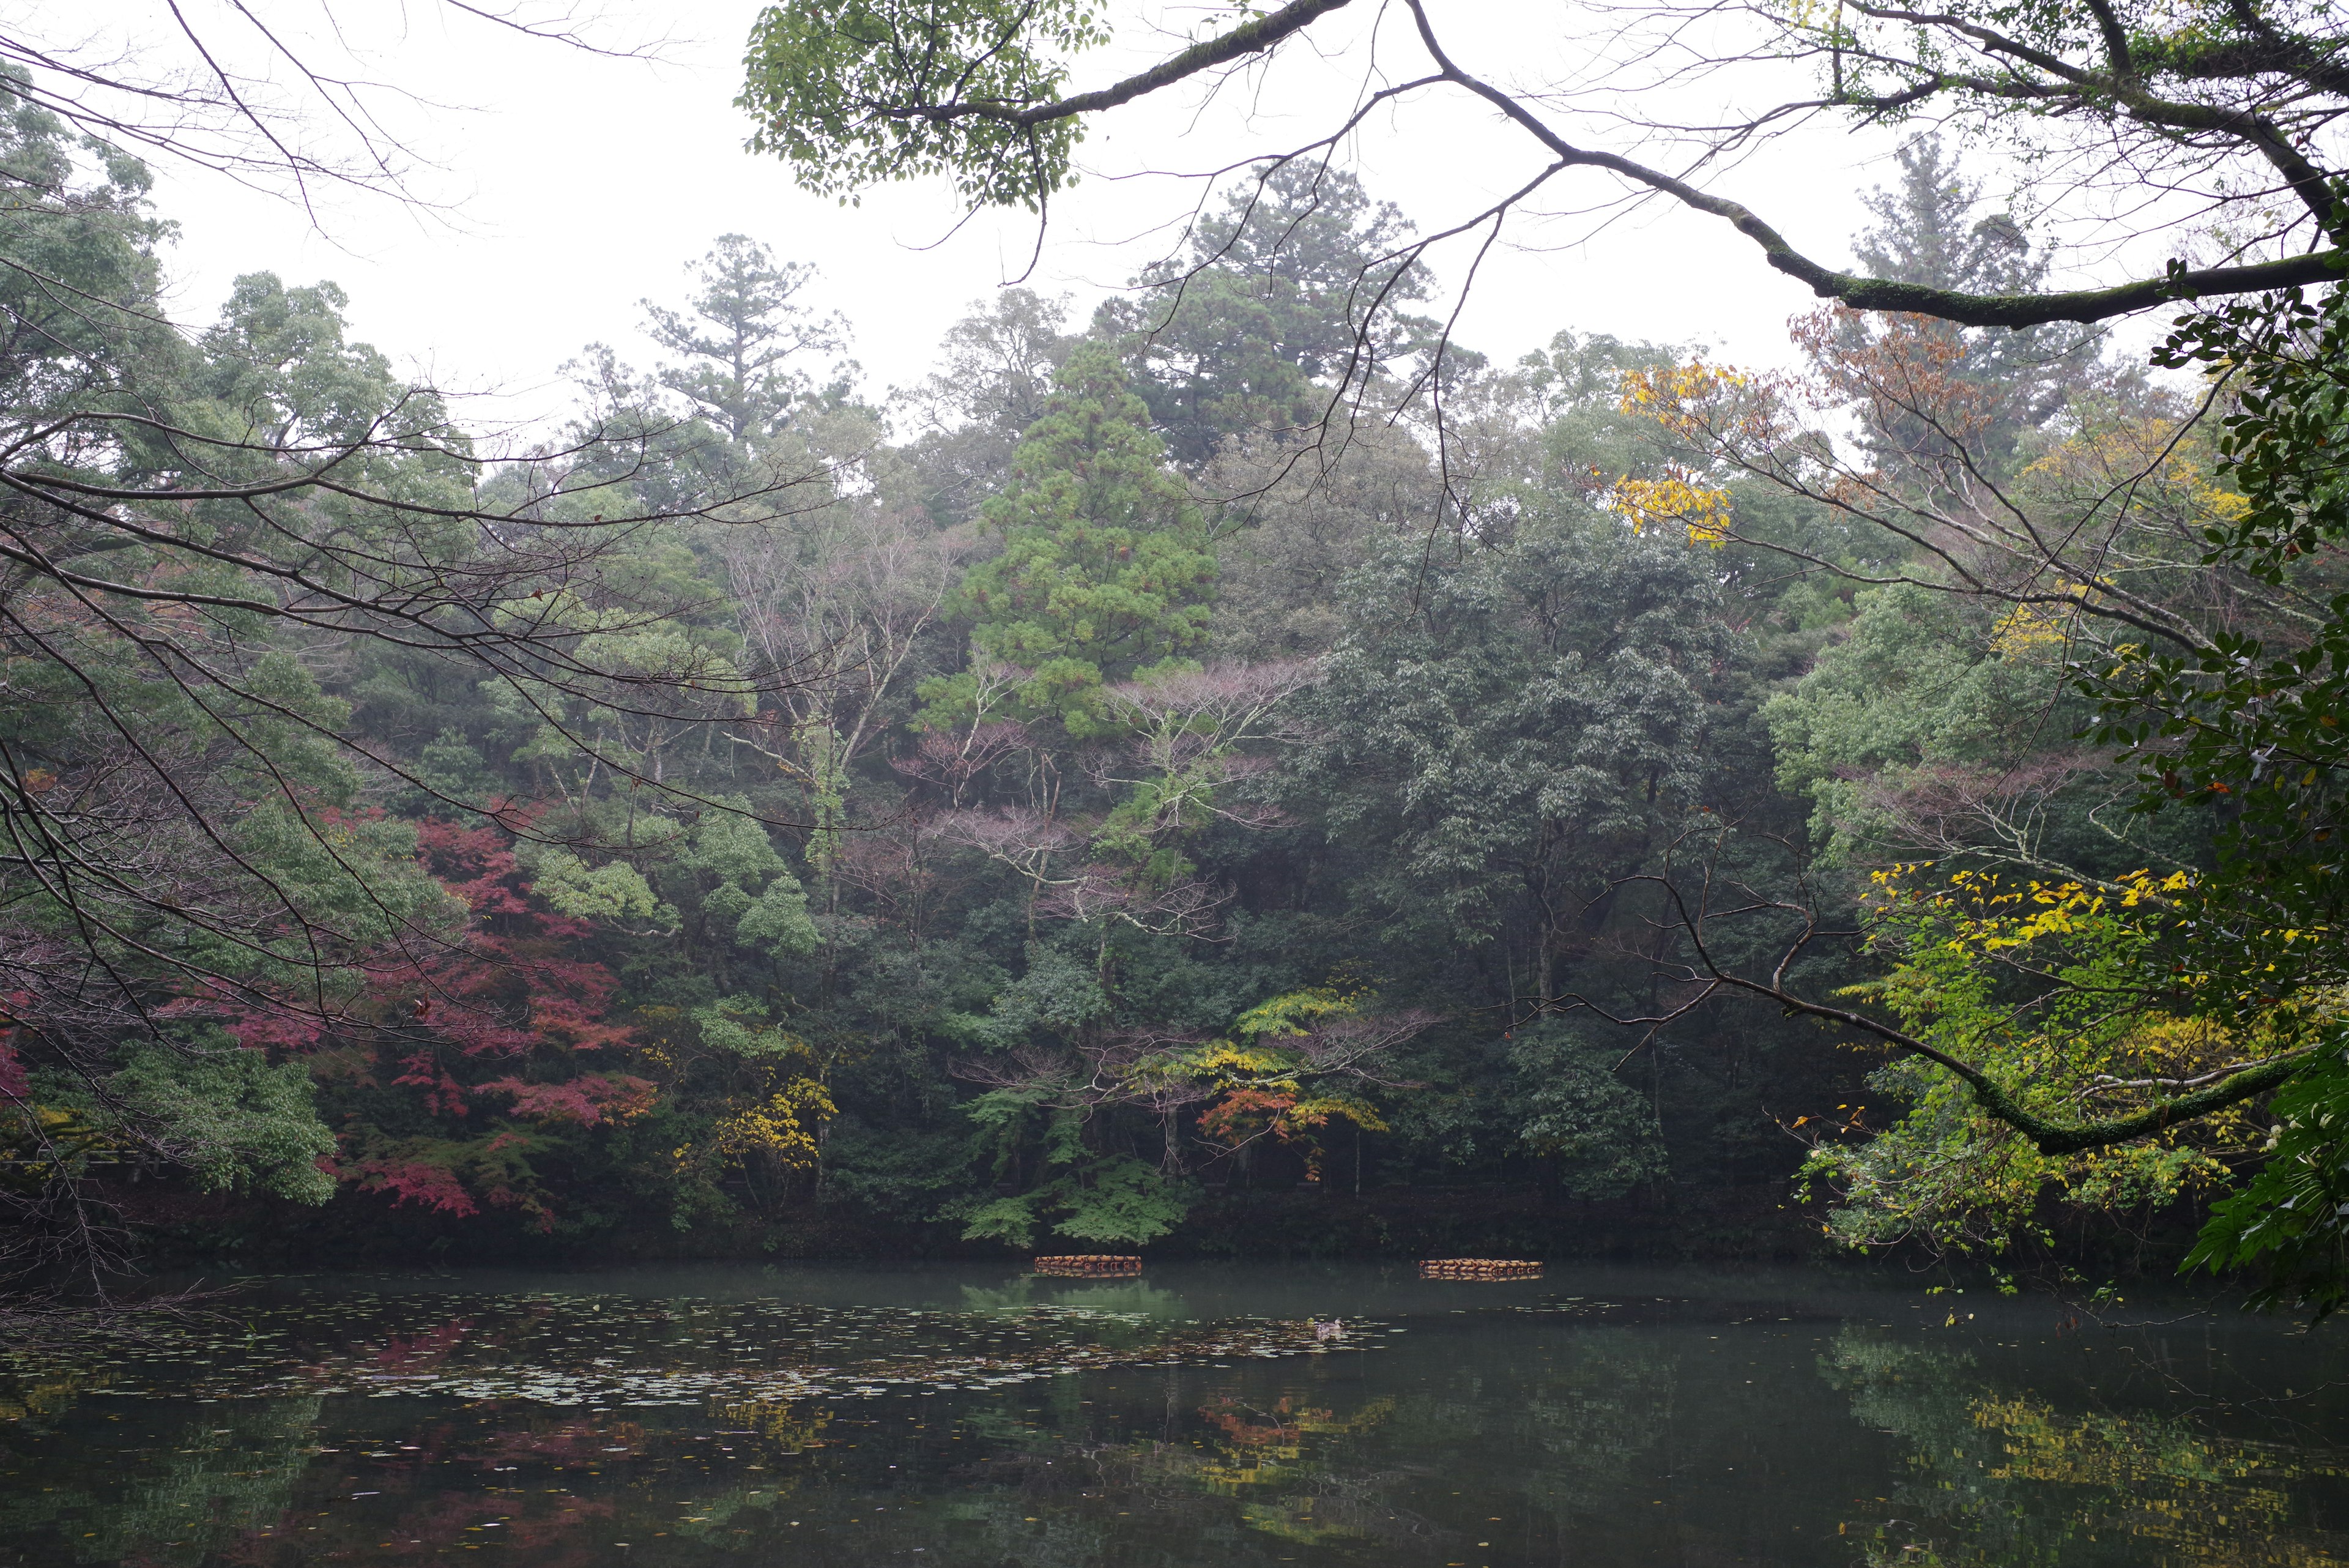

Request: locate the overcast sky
(100, 0), (2009, 437)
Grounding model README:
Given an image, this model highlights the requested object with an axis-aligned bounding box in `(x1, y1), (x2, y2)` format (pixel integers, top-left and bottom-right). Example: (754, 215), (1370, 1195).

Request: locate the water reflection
(1, 1265), (2346, 1567)
(1825, 1329), (2349, 1566)
(0, 1399), (320, 1566)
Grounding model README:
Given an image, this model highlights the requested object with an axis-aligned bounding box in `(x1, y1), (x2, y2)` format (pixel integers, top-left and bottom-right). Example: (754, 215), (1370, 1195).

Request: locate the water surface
(3, 1261), (2346, 1566)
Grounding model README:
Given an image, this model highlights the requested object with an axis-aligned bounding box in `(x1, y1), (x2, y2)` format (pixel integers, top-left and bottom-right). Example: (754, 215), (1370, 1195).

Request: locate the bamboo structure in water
(1031, 1255), (1144, 1277)
(1419, 1258), (1543, 1280)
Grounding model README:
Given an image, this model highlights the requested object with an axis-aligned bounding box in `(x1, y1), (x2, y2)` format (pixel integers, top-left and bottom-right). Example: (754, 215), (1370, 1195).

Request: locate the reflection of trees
(0, 1367), (81, 1426)
(923, 1365), (1427, 1559)
(1192, 1394), (1408, 1547)
(1513, 1332), (1679, 1517)
(667, 1469), (808, 1548)
(1091, 1333), (1679, 1551)
(1365, 1327), (1677, 1522)
(0, 1397), (321, 1566)
(717, 1396), (833, 1453)
(1822, 1329), (2349, 1566)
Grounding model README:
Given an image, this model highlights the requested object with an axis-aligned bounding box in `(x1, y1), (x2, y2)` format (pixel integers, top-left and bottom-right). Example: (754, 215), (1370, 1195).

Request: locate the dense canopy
(0, 0), (2345, 1317)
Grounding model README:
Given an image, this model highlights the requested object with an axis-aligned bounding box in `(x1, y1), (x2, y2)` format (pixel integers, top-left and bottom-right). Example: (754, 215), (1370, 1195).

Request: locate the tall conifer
(920, 343), (1215, 737)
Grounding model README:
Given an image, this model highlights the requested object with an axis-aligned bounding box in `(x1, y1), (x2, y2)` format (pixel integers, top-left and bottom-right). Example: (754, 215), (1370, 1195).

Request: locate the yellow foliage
(0, 1375), (82, 1424)
(718, 1397), (832, 1453)
(1618, 360), (1748, 431)
(712, 1075), (836, 1169)
(1987, 601), (2069, 658)
(1610, 469), (1735, 546)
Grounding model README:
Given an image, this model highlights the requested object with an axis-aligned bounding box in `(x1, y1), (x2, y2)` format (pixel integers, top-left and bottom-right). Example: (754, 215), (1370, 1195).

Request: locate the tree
(1795, 864), (2257, 1265)
(946, 987), (1428, 1246)
(737, 0), (2346, 329)
(1611, 285), (2341, 1122)
(1506, 1019), (1669, 1200)
(918, 342), (1216, 738)
(894, 288), (1077, 524)
(1294, 500), (1732, 1008)
(902, 287), (1075, 442)
(644, 235), (849, 444)
(1762, 582), (2195, 878)
(1838, 136), (2104, 479)
(1095, 162), (1437, 467)
(720, 486), (957, 883)
(1197, 420), (1441, 663)
(0, 87), (822, 1287)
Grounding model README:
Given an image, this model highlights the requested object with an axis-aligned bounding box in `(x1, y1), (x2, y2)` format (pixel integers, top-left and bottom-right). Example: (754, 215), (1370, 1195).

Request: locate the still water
(4, 1261), (2348, 1567)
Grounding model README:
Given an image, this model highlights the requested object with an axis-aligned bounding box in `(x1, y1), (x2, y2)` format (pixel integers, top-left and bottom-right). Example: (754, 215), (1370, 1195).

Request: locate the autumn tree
(0, 81), (823, 1286)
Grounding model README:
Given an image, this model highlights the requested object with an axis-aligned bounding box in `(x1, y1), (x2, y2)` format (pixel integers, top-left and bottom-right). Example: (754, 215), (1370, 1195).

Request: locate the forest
(1, 6), (2347, 1312)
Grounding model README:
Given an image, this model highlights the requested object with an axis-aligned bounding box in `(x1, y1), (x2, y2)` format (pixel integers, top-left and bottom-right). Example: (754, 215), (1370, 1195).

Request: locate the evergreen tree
(1096, 163), (1438, 467)
(0, 75), (180, 433)
(1295, 503), (1733, 1006)
(644, 234), (847, 442)
(919, 343), (1215, 737)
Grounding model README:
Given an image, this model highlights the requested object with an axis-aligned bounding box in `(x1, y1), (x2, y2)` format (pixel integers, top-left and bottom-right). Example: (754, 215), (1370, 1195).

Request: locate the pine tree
(644, 234), (846, 442)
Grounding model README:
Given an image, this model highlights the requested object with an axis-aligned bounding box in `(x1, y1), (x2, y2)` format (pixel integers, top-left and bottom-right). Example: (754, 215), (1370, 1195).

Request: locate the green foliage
(820, 1118), (980, 1222)
(645, 234), (844, 441)
(526, 848), (678, 929)
(198, 273), (432, 448)
(691, 995), (802, 1061)
(26, 71), (2263, 1292)
(681, 802), (792, 887)
(1762, 582), (2165, 872)
(738, 0), (1105, 209)
(1507, 1022), (1668, 1200)
(103, 1038), (337, 1205)
(1096, 163), (1436, 467)
(1800, 866), (2261, 1257)
(2185, 1050), (2349, 1317)
(735, 875), (820, 956)
(2101, 282), (2349, 980)
(1296, 499), (1730, 981)
(1765, 585), (2009, 859)
(951, 1127), (1193, 1249)
(921, 342), (1215, 735)
(2050, 280), (2349, 1306)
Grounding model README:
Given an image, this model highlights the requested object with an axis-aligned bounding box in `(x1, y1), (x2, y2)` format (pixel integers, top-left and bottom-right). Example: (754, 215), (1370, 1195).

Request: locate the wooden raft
(1419, 1257), (1543, 1280)
(1031, 1254), (1143, 1277)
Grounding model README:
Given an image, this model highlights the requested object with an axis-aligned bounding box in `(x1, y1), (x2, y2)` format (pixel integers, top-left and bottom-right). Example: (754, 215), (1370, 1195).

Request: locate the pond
(4, 1261), (2348, 1567)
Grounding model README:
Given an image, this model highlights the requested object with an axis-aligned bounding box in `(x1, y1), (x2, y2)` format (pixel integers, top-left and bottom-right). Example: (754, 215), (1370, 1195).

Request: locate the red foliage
(219, 1009), (327, 1053)
(378, 820), (633, 1057)
(351, 820), (633, 1071)
(373, 1317), (473, 1370)
(354, 1157), (481, 1217)
(475, 1072), (657, 1126)
(1198, 1088), (1315, 1146)
(474, 1419), (640, 1467)
(393, 1053), (472, 1117)
(330, 820), (656, 1229)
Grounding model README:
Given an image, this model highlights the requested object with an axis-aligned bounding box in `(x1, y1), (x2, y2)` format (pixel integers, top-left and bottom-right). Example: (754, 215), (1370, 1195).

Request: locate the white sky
(98, 0), (2050, 437)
